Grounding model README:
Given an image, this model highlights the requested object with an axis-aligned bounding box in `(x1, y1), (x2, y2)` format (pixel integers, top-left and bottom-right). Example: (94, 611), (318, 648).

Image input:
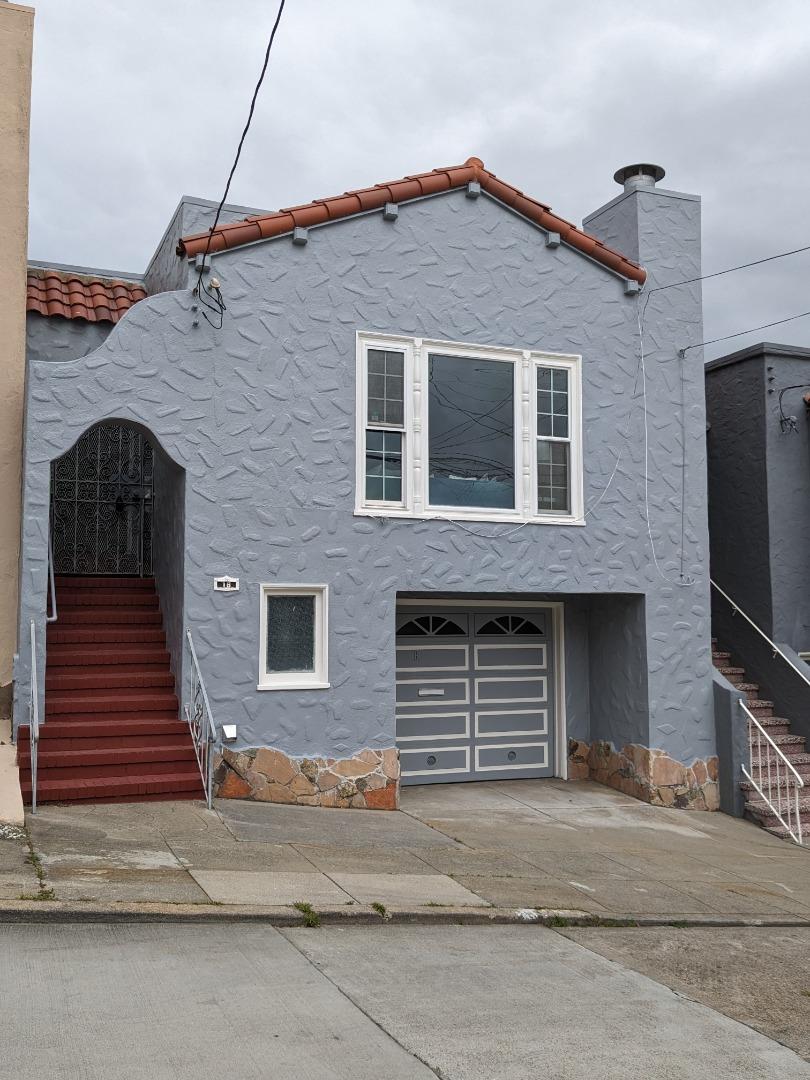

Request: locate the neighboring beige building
(0, 2), (34, 709)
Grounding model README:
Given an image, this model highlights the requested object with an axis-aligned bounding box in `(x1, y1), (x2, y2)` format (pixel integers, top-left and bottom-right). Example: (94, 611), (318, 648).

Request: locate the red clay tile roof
(26, 269), (147, 323)
(178, 157), (646, 284)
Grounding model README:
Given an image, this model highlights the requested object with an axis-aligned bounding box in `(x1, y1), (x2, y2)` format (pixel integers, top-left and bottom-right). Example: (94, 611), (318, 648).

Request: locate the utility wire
(679, 309), (810, 355)
(193, 0), (288, 324)
(645, 242), (810, 297)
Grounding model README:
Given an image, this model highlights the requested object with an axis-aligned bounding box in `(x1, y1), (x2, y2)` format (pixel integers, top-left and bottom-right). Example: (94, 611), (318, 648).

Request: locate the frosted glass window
(266, 595), (315, 673)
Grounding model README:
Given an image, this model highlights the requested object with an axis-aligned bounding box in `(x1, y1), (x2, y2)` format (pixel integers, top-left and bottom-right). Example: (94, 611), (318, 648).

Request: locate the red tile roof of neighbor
(178, 157), (646, 284)
(26, 269), (147, 323)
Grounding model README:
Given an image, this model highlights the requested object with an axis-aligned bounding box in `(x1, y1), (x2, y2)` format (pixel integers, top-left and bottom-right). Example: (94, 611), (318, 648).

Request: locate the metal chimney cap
(613, 163), (666, 189)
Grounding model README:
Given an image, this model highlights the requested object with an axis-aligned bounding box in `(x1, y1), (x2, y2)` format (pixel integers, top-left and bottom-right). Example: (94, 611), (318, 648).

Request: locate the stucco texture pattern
(17, 187), (714, 774)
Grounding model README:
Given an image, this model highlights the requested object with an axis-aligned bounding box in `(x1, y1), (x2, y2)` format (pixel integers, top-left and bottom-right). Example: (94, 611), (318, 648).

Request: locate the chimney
(583, 162), (701, 292)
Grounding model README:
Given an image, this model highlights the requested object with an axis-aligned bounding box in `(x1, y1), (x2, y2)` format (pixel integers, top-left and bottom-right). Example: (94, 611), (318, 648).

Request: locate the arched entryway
(50, 421), (155, 577)
(16, 419), (201, 807)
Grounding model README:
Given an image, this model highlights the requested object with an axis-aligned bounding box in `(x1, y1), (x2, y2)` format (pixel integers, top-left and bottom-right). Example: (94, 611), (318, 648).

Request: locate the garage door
(395, 608), (555, 785)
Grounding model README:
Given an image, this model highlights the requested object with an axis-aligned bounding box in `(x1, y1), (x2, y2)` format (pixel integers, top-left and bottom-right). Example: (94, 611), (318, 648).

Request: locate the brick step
(745, 700), (775, 718)
(747, 718), (792, 737)
(740, 774), (807, 791)
(47, 627), (167, 646)
(17, 743), (195, 771)
(745, 798), (810, 825)
(46, 666), (174, 692)
(764, 823), (808, 841)
(20, 756), (199, 783)
(46, 646), (171, 668)
(45, 689), (178, 717)
(753, 733), (806, 750)
(55, 576), (156, 591)
(716, 666), (745, 677)
(18, 721), (190, 750)
(57, 589), (160, 608)
(712, 651), (732, 664)
(57, 608), (163, 626)
(20, 771), (204, 805)
(19, 717), (186, 742)
(734, 682), (761, 694)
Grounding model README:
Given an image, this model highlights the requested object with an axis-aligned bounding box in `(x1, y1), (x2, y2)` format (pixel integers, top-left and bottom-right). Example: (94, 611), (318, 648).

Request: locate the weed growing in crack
(293, 901), (321, 928)
(371, 901), (388, 918)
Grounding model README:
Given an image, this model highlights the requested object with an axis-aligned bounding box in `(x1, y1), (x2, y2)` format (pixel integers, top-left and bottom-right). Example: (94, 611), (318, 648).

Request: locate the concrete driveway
(9, 777), (810, 920)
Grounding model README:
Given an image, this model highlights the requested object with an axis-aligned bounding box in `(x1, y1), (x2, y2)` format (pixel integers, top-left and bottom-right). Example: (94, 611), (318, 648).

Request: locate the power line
(646, 242), (810, 297)
(679, 309), (810, 356)
(193, 0), (288, 326)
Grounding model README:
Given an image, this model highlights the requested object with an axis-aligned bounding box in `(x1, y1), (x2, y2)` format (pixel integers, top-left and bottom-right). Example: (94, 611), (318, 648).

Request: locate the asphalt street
(2, 922), (808, 1080)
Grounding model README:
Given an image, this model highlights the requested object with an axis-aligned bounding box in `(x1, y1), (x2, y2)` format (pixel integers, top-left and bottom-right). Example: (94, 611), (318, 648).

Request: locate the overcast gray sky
(27, 0), (810, 358)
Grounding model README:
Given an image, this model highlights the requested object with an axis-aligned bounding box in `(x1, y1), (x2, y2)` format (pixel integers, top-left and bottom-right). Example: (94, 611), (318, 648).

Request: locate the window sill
(354, 508), (586, 528)
(257, 680), (331, 692)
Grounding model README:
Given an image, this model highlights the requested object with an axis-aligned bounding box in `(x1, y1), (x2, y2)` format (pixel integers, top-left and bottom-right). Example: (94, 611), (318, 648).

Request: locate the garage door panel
(475, 709), (548, 737)
(396, 645), (469, 672)
(400, 745), (470, 779)
(397, 712), (470, 742)
(475, 742), (549, 772)
(474, 644), (546, 669)
(396, 678), (470, 706)
(474, 676), (547, 704)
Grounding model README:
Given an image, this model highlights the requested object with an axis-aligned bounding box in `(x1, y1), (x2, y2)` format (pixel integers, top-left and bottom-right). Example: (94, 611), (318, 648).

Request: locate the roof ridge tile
(176, 158), (644, 283)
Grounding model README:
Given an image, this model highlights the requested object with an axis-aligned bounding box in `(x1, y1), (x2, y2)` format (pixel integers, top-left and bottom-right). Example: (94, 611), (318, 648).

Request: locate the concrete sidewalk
(4, 778), (810, 922)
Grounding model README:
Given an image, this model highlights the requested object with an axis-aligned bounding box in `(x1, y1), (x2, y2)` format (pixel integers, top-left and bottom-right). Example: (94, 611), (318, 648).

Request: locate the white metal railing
(711, 579), (810, 693)
(46, 530), (57, 623)
(741, 701), (804, 845)
(28, 620), (40, 815)
(184, 630), (218, 810)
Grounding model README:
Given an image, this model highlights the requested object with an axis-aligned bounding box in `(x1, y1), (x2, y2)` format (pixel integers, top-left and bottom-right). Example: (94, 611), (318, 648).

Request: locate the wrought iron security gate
(50, 423), (154, 576)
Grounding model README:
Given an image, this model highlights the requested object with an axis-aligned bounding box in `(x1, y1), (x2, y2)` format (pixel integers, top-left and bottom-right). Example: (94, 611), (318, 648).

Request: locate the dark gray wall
(151, 442), (186, 687)
(707, 344), (810, 653)
(706, 352), (772, 631)
(17, 184), (714, 766)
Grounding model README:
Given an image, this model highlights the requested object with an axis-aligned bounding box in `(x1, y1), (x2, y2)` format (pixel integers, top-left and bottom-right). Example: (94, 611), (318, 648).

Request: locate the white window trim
(258, 584), (329, 691)
(355, 332), (584, 526)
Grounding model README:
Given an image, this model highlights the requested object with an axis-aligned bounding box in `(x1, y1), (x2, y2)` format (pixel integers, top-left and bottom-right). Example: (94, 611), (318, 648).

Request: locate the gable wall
(17, 189), (714, 766)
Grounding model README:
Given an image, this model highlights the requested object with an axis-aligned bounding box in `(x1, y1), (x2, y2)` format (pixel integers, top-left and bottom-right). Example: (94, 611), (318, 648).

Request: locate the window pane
(428, 354), (515, 509)
(366, 429), (402, 502)
(367, 349), (405, 427)
(538, 366), (570, 443)
(537, 440), (570, 513)
(266, 595), (315, 673)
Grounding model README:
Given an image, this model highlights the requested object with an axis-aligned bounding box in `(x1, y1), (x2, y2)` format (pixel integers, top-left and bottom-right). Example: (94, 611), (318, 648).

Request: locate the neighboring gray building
(15, 157), (718, 812)
(707, 342), (810, 654)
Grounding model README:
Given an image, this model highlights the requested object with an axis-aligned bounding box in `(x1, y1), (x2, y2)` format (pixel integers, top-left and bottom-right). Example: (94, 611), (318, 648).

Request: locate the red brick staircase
(712, 640), (810, 838)
(17, 576), (203, 804)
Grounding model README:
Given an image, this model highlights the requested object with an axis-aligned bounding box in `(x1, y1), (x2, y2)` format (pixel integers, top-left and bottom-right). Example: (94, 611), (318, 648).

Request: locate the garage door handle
(418, 688), (445, 697)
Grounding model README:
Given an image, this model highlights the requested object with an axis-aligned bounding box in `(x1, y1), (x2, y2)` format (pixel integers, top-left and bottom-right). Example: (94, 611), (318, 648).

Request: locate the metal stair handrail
(740, 700), (804, 845)
(46, 530), (57, 624)
(183, 630), (218, 810)
(28, 620), (40, 815)
(711, 579), (810, 692)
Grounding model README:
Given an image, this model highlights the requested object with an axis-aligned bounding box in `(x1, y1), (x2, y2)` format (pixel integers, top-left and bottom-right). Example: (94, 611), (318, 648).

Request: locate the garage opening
(395, 602), (560, 785)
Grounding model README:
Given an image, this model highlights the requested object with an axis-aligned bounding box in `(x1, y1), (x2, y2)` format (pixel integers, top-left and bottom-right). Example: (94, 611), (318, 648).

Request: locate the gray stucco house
(15, 156), (718, 811)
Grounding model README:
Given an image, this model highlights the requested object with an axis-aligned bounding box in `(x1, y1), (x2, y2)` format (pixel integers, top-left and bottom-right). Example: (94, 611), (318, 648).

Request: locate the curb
(1, 899), (809, 928)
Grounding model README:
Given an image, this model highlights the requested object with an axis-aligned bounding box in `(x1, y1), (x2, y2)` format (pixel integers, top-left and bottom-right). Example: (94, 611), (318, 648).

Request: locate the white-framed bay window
(355, 332), (583, 525)
(258, 584), (329, 690)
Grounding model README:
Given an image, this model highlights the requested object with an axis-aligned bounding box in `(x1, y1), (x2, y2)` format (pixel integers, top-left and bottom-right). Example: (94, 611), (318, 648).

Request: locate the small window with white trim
(364, 347), (405, 506)
(258, 585), (328, 690)
(356, 333), (582, 524)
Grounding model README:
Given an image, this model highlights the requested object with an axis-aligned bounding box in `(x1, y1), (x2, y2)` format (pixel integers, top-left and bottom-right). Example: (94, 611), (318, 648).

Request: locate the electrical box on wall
(214, 576), (239, 593)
